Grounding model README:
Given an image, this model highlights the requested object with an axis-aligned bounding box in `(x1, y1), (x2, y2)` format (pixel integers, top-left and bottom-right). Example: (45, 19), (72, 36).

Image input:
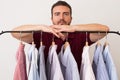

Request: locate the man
(12, 1), (109, 69)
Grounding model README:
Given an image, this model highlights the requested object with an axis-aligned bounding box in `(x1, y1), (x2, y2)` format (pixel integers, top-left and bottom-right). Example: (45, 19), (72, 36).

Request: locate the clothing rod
(0, 30), (120, 36)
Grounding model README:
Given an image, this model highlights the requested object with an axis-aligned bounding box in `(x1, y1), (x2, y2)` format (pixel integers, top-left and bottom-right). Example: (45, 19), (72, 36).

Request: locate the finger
(58, 32), (64, 37)
(51, 25), (61, 29)
(51, 31), (60, 38)
(52, 28), (61, 33)
(48, 27), (60, 38)
(58, 32), (66, 40)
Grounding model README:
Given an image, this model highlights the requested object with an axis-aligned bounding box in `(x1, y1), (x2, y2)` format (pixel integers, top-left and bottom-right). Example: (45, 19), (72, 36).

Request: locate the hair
(51, 1), (72, 17)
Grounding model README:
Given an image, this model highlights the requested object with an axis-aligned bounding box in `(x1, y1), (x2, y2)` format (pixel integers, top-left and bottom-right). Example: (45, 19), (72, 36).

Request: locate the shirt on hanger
(28, 44), (39, 80)
(46, 44), (64, 80)
(58, 44), (80, 80)
(92, 44), (109, 80)
(38, 45), (47, 80)
(13, 43), (28, 80)
(102, 45), (118, 80)
(33, 32), (94, 70)
(80, 45), (95, 80)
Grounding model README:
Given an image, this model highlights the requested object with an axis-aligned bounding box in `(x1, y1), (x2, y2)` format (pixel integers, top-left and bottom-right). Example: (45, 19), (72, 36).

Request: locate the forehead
(52, 5), (70, 13)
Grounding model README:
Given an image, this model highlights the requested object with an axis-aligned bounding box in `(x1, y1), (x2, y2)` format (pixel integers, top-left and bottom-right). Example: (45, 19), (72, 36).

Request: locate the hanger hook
(52, 34), (55, 45)
(32, 31), (34, 44)
(104, 31), (109, 46)
(98, 32), (101, 41)
(106, 31), (108, 41)
(85, 32), (88, 46)
(66, 32), (68, 42)
(96, 32), (101, 45)
(86, 32), (88, 42)
(20, 31), (22, 42)
(52, 34), (55, 42)
(40, 31), (43, 46)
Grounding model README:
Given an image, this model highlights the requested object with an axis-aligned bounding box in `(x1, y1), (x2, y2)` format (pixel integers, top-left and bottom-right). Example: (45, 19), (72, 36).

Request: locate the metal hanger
(104, 31), (109, 46)
(64, 32), (69, 49)
(85, 32), (88, 46)
(97, 32), (101, 45)
(51, 34), (55, 45)
(19, 31), (23, 44)
(40, 31), (43, 46)
(32, 31), (35, 45)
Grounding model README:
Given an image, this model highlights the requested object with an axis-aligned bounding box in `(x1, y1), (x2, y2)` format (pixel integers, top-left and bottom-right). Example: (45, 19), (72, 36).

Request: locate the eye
(54, 12), (60, 16)
(64, 12), (69, 16)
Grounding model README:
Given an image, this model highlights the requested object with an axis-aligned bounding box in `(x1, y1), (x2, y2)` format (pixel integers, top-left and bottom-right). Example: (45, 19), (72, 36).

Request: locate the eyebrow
(54, 11), (70, 14)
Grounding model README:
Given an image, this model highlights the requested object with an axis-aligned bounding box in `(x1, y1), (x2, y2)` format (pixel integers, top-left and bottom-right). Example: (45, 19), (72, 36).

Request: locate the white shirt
(80, 45), (95, 80)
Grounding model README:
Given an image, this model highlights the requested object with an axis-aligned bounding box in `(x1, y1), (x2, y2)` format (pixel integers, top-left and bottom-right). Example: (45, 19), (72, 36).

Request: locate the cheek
(66, 17), (72, 23)
(52, 17), (58, 21)
(52, 18), (58, 24)
(53, 17), (60, 21)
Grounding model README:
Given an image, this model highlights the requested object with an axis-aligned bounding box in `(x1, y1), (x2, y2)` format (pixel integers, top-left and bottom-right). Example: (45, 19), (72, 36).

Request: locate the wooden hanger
(64, 41), (69, 49)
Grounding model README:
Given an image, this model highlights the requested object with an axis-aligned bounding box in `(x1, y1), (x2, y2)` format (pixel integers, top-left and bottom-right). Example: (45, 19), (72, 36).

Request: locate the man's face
(51, 5), (72, 25)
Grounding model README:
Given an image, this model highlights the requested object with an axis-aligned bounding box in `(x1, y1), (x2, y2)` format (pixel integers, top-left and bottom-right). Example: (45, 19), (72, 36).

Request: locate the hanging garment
(80, 45), (95, 80)
(38, 45), (47, 80)
(92, 44), (109, 80)
(33, 32), (94, 71)
(46, 44), (64, 80)
(102, 45), (118, 80)
(27, 44), (34, 76)
(13, 43), (28, 80)
(28, 44), (39, 80)
(58, 44), (80, 80)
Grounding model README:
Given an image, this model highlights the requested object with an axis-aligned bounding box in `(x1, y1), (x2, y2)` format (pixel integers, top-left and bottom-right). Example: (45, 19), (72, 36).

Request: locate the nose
(60, 14), (64, 19)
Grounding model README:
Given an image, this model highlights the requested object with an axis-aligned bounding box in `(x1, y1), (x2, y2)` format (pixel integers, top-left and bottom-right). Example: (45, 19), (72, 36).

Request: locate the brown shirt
(33, 32), (94, 69)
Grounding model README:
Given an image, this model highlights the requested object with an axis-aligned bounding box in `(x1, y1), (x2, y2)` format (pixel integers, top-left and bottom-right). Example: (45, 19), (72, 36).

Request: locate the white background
(0, 0), (120, 80)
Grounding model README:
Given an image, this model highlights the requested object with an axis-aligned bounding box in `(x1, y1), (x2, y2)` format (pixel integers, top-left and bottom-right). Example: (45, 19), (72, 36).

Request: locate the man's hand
(50, 25), (75, 40)
(50, 25), (76, 32)
(40, 25), (60, 38)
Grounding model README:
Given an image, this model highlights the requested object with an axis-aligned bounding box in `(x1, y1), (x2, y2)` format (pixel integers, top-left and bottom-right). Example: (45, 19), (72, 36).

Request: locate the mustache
(58, 19), (67, 24)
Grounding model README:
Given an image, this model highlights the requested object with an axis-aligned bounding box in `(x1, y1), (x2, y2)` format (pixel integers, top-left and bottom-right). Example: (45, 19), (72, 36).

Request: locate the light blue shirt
(92, 44), (109, 80)
(58, 45), (80, 80)
(102, 45), (118, 80)
(28, 44), (40, 80)
(38, 45), (47, 80)
(46, 45), (64, 80)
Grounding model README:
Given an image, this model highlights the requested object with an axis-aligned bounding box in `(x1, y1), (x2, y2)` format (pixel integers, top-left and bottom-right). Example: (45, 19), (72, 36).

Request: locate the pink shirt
(13, 43), (28, 80)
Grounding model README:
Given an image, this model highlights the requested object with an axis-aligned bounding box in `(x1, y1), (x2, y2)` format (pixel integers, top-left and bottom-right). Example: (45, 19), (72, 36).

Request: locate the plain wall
(0, 0), (120, 80)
